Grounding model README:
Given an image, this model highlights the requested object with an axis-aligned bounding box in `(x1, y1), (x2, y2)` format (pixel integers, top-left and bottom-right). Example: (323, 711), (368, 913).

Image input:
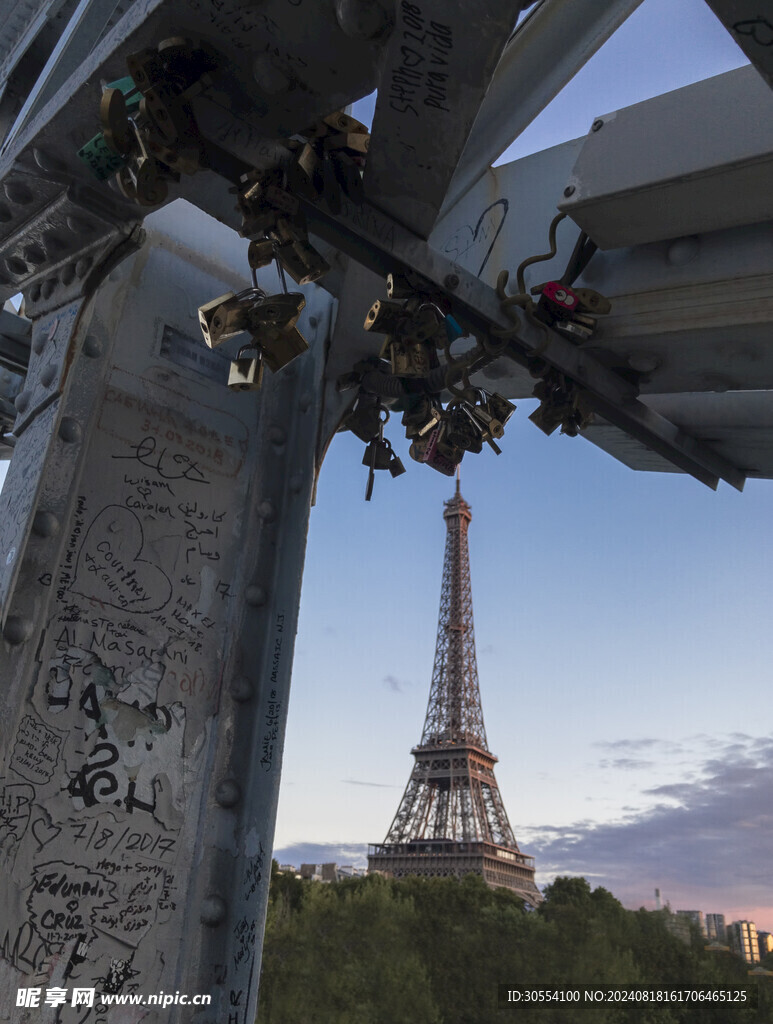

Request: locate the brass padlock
(364, 299), (404, 334)
(445, 405), (484, 454)
(362, 437), (393, 472)
(100, 88), (132, 155)
(251, 293), (306, 330)
(384, 337), (436, 377)
(258, 324), (309, 374)
(248, 239), (276, 271)
(228, 346), (264, 391)
(199, 292), (252, 348)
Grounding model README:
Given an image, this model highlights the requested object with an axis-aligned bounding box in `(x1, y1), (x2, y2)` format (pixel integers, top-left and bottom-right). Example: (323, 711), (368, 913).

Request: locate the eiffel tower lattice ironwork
(368, 478), (541, 903)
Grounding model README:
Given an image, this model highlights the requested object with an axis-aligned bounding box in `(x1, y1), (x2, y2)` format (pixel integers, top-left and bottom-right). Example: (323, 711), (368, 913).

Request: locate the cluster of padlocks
(78, 38), (216, 203)
(337, 274), (517, 497)
(77, 44), (612, 490)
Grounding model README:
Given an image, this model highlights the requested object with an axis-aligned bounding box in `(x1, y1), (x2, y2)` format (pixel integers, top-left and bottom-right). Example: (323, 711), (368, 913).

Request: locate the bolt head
(200, 894), (227, 927)
(215, 779), (242, 808)
(58, 417), (83, 444)
(3, 616), (34, 645)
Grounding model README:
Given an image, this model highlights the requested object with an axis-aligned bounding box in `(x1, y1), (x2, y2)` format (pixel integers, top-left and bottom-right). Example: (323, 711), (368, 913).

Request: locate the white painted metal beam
(439, 0), (645, 215)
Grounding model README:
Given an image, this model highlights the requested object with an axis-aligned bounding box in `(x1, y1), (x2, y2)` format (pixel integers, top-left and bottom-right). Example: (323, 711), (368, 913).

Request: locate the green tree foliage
(256, 870), (772, 1024)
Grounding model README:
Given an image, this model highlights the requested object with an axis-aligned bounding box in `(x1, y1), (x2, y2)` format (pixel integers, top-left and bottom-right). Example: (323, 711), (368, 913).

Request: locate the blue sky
(274, 0), (773, 931)
(2, 0), (769, 932)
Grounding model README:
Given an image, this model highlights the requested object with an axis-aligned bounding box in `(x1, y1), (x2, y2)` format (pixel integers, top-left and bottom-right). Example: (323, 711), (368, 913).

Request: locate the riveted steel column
(0, 205), (332, 1023)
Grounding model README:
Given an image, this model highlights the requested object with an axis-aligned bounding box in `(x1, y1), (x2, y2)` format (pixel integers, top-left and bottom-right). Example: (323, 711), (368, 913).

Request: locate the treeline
(257, 866), (773, 1023)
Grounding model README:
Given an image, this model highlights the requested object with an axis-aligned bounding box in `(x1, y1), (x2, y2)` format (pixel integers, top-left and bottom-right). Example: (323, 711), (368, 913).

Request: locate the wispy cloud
(383, 674), (409, 693)
(273, 841), (369, 869)
(593, 738), (682, 755)
(342, 778), (395, 788)
(598, 758), (655, 771)
(527, 735), (773, 920)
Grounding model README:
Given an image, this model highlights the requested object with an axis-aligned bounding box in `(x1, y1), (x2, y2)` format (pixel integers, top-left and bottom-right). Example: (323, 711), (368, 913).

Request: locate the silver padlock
(228, 345), (264, 391)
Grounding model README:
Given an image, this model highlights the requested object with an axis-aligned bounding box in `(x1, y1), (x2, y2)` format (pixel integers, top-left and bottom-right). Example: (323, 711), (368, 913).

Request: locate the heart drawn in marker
(31, 816), (62, 850)
(72, 505), (172, 614)
(438, 198), (510, 277)
(734, 17), (773, 47)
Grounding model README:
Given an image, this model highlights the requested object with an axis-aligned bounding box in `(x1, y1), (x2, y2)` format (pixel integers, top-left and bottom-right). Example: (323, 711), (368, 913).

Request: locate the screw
(563, 185), (575, 198)
(444, 274), (459, 291)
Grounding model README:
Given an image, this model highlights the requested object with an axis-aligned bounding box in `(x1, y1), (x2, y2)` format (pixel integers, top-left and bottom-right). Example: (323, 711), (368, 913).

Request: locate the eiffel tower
(368, 477), (541, 904)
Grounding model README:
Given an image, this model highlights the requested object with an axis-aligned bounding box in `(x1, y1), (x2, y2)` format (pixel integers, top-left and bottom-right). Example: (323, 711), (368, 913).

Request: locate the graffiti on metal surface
(9, 715), (63, 785)
(438, 198), (509, 277)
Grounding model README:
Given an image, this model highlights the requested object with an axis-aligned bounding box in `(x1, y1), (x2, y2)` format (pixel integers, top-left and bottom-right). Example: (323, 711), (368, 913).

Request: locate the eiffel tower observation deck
(368, 477), (541, 905)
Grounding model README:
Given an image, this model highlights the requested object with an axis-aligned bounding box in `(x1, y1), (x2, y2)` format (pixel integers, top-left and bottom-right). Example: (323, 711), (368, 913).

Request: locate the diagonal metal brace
(298, 194), (745, 491)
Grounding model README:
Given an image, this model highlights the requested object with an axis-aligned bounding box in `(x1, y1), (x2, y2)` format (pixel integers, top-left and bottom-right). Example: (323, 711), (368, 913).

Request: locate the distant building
(728, 920), (760, 964)
(298, 862), (367, 882)
(706, 913), (726, 942)
(336, 865), (368, 880)
(676, 910), (707, 937)
(300, 863), (338, 882)
(663, 912), (692, 946)
(758, 931), (773, 960)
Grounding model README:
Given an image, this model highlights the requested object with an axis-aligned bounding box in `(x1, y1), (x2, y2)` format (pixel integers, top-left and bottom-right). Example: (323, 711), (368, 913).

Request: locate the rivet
(257, 500), (275, 521)
(334, 0), (389, 39)
(252, 54), (293, 95)
(268, 425), (286, 445)
(75, 256), (93, 278)
(666, 236), (700, 267)
(289, 473), (303, 493)
(230, 676), (253, 703)
(59, 417), (83, 444)
(563, 185), (575, 197)
(41, 279), (57, 300)
(245, 585), (267, 606)
(34, 148), (65, 173)
(308, 316), (319, 328)
(24, 245), (45, 266)
(215, 779), (242, 808)
(443, 274), (459, 291)
(6, 257), (27, 276)
(43, 232), (67, 253)
(3, 616), (34, 645)
(299, 393), (312, 413)
(200, 895), (227, 927)
(60, 264), (75, 286)
(591, 119), (604, 132)
(14, 390), (30, 413)
(4, 182), (33, 205)
(628, 353), (660, 374)
(28, 283), (42, 302)
(67, 215), (92, 235)
(33, 510), (60, 538)
(32, 331), (47, 354)
(40, 364), (58, 388)
(83, 335), (103, 358)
